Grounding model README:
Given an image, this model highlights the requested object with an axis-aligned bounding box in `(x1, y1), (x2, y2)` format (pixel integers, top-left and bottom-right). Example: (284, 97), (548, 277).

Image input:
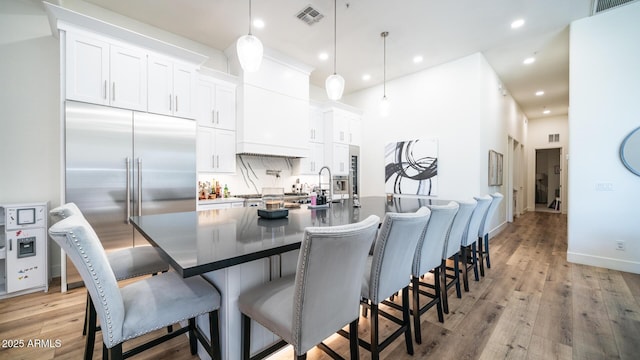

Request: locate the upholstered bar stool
(238, 215), (380, 360)
(460, 195), (492, 291)
(50, 203), (170, 359)
(353, 207), (430, 360)
(478, 192), (504, 276)
(48, 215), (221, 360)
(411, 201), (458, 344)
(440, 199), (477, 314)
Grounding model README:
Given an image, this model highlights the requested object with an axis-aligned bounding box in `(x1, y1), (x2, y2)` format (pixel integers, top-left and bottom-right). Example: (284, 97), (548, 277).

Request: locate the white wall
(343, 52), (528, 233)
(1, 0), (62, 276)
(568, 2), (640, 273)
(527, 115), (569, 212)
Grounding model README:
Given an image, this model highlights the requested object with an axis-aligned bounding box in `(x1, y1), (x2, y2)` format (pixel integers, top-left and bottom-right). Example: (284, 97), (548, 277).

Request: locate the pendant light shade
(379, 95), (391, 117)
(237, 34), (263, 72)
(237, 0), (263, 72)
(326, 74), (345, 101)
(326, 0), (344, 100)
(380, 31), (390, 117)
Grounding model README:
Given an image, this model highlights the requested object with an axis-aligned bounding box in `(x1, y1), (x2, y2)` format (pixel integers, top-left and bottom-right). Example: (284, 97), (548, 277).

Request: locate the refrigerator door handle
(137, 158), (142, 216)
(126, 157), (131, 223)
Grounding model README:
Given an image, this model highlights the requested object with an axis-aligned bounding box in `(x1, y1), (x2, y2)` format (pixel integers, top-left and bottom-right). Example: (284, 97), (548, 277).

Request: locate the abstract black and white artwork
(385, 139), (438, 195)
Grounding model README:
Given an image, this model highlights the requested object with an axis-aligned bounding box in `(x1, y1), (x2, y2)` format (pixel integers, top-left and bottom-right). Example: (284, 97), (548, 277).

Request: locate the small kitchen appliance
(0, 202), (48, 298)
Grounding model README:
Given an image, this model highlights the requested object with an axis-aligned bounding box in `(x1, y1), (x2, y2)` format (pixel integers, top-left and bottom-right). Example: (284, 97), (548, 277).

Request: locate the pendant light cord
(333, 0), (337, 75)
(248, 0), (253, 35)
(383, 33), (386, 96)
(381, 31), (388, 97)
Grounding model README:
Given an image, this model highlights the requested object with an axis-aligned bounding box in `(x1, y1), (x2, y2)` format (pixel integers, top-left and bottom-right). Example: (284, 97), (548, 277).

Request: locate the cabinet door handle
(169, 94), (172, 111)
(216, 155), (219, 168)
(104, 80), (108, 100)
(175, 96), (179, 112)
(212, 109), (216, 124)
(112, 82), (116, 101)
(216, 110), (220, 124)
(9, 239), (12, 251)
(212, 155), (216, 168)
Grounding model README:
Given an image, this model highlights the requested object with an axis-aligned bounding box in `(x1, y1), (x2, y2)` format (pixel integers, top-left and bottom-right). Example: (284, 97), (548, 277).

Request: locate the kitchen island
(130, 196), (451, 359)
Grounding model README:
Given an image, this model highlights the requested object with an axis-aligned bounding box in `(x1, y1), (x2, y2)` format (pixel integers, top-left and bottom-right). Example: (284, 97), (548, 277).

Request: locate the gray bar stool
(50, 203), (170, 359)
(238, 215), (380, 360)
(353, 207), (430, 360)
(478, 192), (504, 276)
(440, 199), (477, 314)
(411, 201), (459, 344)
(48, 214), (221, 360)
(460, 195), (492, 291)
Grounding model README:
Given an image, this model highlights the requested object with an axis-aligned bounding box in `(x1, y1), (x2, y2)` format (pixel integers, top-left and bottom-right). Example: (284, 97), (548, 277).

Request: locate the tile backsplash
(198, 155), (320, 196)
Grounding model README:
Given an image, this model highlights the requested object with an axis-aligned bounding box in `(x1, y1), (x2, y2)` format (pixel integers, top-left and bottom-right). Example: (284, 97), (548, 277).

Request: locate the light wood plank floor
(1, 211), (639, 359)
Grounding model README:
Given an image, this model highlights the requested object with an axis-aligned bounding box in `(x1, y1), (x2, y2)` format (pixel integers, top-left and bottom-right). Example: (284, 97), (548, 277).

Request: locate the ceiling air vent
(592, 0), (638, 14)
(296, 5), (324, 25)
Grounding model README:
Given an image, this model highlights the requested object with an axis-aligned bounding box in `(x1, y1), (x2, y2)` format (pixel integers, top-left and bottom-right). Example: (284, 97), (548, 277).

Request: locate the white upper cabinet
(66, 31), (147, 111)
(309, 105), (324, 143)
(110, 45), (147, 111)
(196, 76), (236, 131)
(296, 142), (325, 175)
(324, 107), (362, 146)
(323, 106), (362, 176)
(148, 54), (196, 119)
(197, 127), (236, 173)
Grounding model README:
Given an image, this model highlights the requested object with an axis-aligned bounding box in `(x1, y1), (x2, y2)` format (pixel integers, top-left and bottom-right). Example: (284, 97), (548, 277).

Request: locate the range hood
(226, 45), (314, 158)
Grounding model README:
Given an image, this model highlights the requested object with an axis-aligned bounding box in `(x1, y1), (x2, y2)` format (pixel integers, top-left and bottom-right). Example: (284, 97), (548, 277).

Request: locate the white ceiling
(79, 0), (601, 120)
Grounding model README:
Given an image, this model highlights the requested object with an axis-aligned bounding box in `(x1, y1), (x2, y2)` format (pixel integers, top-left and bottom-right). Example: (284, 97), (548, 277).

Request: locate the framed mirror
(620, 126), (640, 176)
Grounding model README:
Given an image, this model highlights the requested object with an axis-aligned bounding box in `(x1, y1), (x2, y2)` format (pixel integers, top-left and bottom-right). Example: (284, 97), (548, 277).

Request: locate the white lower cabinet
(197, 127), (236, 173)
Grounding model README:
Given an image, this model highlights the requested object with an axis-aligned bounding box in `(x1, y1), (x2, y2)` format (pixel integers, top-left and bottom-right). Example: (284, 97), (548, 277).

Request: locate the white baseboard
(567, 251), (640, 274)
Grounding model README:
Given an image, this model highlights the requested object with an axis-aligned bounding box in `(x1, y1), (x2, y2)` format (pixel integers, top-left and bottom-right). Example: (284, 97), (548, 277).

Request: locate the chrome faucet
(318, 166), (333, 203)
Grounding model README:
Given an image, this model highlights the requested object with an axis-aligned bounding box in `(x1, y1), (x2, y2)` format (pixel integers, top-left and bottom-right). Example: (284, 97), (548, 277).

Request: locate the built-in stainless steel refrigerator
(64, 101), (196, 288)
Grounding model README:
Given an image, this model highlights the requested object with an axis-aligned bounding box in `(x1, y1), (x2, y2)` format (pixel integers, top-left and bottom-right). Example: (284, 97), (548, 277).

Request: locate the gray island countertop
(130, 196), (452, 277)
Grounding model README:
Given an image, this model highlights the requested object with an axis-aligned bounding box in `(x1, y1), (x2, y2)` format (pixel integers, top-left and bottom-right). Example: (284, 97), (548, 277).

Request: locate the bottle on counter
(224, 184), (229, 198)
(310, 191), (317, 206)
(215, 181), (221, 198)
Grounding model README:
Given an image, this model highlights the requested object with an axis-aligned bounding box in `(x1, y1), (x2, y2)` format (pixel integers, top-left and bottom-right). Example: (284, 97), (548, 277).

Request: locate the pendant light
(325, 0), (345, 100)
(379, 31), (390, 117)
(236, 0), (263, 72)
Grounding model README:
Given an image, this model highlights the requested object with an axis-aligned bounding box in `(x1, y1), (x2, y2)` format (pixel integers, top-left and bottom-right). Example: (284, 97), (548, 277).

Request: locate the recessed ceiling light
(523, 57), (536, 65)
(543, 109), (551, 114)
(413, 55), (423, 64)
(535, 90), (545, 96)
(253, 19), (265, 29)
(318, 52), (329, 61)
(511, 19), (525, 29)
(362, 74), (371, 81)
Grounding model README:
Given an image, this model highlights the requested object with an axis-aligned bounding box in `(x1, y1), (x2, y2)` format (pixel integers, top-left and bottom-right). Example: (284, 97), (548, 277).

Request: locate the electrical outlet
(616, 240), (625, 251)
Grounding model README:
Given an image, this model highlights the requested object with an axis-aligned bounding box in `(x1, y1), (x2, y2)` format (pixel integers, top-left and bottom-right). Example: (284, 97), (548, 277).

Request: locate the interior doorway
(535, 148), (561, 213)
